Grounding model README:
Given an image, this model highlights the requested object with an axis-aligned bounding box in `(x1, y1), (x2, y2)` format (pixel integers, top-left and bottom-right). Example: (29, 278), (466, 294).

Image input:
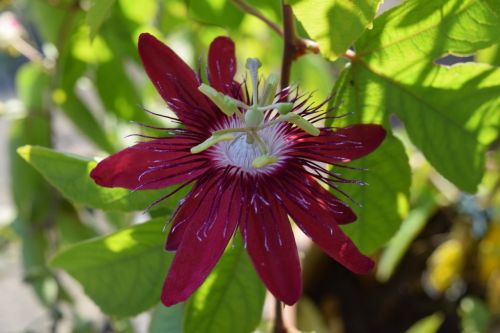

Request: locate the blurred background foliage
(0, 0), (499, 332)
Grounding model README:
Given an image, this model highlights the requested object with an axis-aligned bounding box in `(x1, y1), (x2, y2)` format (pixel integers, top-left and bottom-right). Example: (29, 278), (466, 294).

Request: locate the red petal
(303, 174), (357, 224)
(90, 138), (207, 190)
(291, 124), (386, 164)
(243, 188), (302, 305)
(161, 175), (241, 306)
(138, 33), (218, 129)
(165, 179), (208, 251)
(208, 36), (239, 95)
(277, 178), (374, 274)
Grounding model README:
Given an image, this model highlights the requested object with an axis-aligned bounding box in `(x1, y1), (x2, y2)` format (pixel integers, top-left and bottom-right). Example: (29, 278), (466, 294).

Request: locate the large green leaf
(184, 237), (266, 333)
(51, 218), (171, 316)
(335, 134), (411, 254)
(337, 0), (500, 192)
(356, 0), (500, 71)
(292, 0), (382, 60)
(17, 145), (185, 212)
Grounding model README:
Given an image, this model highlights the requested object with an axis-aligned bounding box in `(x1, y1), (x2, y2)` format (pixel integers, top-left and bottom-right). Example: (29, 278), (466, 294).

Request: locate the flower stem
(271, 3), (295, 333)
(280, 2), (295, 90)
(273, 299), (286, 333)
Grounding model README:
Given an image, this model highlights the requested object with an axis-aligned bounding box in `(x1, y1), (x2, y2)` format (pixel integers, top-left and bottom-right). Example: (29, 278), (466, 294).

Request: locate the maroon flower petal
(138, 33), (218, 130)
(90, 138), (207, 190)
(165, 179), (208, 251)
(208, 36), (239, 96)
(161, 175), (241, 306)
(291, 124), (386, 164)
(277, 179), (374, 274)
(243, 188), (302, 305)
(303, 175), (357, 224)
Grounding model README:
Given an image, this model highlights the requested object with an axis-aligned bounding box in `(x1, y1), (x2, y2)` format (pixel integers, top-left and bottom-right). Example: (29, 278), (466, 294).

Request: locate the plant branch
(271, 3), (296, 333)
(273, 299), (286, 333)
(232, 0), (283, 36)
(280, 2), (295, 90)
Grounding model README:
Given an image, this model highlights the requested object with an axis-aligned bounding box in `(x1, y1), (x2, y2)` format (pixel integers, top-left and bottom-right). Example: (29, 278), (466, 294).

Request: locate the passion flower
(90, 33), (386, 306)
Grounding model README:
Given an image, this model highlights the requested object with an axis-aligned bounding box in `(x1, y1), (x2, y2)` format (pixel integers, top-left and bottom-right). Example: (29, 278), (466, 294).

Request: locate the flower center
(191, 57), (321, 170)
(210, 119), (288, 174)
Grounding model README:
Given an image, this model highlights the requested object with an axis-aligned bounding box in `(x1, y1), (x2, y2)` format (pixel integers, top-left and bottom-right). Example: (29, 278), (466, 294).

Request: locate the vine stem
(280, 2), (295, 90)
(273, 299), (286, 333)
(272, 2), (297, 333)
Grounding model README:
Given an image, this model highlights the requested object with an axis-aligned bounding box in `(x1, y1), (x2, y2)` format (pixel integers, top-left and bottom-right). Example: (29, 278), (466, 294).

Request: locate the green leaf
(405, 313), (444, 333)
(184, 237), (266, 333)
(86, 0), (117, 39)
(376, 191), (437, 282)
(51, 218), (171, 316)
(336, 134), (411, 254)
(356, 0), (500, 71)
(477, 44), (500, 66)
(292, 0), (382, 59)
(337, 0), (500, 192)
(56, 203), (98, 249)
(149, 303), (184, 333)
(17, 145), (185, 212)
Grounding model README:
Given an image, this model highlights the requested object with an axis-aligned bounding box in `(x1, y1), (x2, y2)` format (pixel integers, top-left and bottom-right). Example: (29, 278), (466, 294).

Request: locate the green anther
(198, 83), (218, 98)
(277, 102), (294, 115)
(190, 133), (235, 154)
(244, 106), (264, 128)
(252, 154), (278, 168)
(260, 73), (278, 106)
(284, 113), (320, 136)
(198, 84), (237, 116)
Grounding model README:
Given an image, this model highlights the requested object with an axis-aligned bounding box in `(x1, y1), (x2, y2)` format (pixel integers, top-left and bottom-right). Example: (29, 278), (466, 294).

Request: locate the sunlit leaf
(17, 145), (185, 212)
(293, 0), (382, 60)
(51, 218), (171, 316)
(335, 0), (500, 192)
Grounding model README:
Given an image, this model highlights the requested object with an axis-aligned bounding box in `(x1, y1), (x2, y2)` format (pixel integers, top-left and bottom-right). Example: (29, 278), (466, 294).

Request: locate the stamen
(282, 113), (320, 136)
(191, 133), (235, 153)
(198, 84), (242, 117)
(252, 154), (278, 168)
